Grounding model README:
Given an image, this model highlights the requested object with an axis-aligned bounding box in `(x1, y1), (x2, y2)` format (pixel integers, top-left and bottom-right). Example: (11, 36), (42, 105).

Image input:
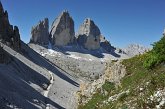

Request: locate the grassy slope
(78, 54), (165, 109)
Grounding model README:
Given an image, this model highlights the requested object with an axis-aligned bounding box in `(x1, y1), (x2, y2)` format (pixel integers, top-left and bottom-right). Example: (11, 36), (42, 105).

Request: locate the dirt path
(44, 71), (54, 109)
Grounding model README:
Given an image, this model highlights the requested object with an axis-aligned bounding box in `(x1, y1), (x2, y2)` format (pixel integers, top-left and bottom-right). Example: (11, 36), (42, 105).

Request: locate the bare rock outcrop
(0, 1), (21, 51)
(123, 44), (150, 57)
(0, 45), (10, 64)
(100, 35), (115, 52)
(30, 18), (49, 45)
(77, 18), (101, 50)
(76, 61), (126, 105)
(50, 10), (75, 46)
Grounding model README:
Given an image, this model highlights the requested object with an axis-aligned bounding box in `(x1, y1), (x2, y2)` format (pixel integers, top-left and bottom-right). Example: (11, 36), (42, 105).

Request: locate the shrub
(102, 81), (115, 92)
(144, 35), (165, 69)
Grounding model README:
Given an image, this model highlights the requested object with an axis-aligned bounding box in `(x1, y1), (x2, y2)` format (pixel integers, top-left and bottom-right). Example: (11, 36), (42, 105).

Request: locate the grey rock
(0, 45), (10, 64)
(30, 18), (49, 45)
(50, 10), (75, 46)
(0, 1), (20, 51)
(115, 48), (124, 54)
(100, 35), (115, 52)
(123, 44), (150, 56)
(77, 18), (101, 50)
(163, 28), (165, 35)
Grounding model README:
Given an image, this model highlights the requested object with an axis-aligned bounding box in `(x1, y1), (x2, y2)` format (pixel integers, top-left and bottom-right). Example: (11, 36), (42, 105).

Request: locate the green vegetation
(78, 91), (108, 109)
(78, 35), (165, 109)
(79, 53), (165, 109)
(102, 81), (115, 92)
(144, 35), (165, 69)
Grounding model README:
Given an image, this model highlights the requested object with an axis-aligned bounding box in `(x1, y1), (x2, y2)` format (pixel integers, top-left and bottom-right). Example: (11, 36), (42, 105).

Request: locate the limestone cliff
(30, 18), (49, 45)
(50, 10), (75, 46)
(77, 18), (101, 50)
(0, 1), (21, 51)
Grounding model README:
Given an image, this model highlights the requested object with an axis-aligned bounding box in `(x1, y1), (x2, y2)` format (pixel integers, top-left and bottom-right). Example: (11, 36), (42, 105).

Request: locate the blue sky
(1, 0), (165, 48)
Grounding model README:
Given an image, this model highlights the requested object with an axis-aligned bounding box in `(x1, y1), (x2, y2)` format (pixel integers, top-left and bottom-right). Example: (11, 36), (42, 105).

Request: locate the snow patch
(68, 54), (82, 60)
(68, 54), (93, 61)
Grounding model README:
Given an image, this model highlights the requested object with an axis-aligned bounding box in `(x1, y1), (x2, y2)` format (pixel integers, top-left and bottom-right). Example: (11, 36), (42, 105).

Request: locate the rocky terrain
(77, 18), (101, 50)
(0, 2), (20, 51)
(0, 1), (158, 109)
(0, 2), (79, 109)
(30, 18), (49, 45)
(123, 44), (150, 57)
(76, 60), (126, 105)
(50, 10), (75, 46)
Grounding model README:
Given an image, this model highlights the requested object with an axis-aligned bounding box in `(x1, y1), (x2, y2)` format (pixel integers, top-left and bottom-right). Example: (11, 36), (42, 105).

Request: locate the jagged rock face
(50, 11), (75, 46)
(163, 28), (165, 35)
(0, 2), (21, 51)
(0, 45), (10, 64)
(77, 18), (101, 50)
(100, 35), (115, 52)
(123, 44), (150, 56)
(30, 18), (49, 45)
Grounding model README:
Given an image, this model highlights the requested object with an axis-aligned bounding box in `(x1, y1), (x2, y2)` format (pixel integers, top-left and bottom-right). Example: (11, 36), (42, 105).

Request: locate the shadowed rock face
(0, 46), (10, 64)
(0, 1), (20, 51)
(30, 18), (49, 45)
(100, 35), (115, 52)
(77, 18), (101, 50)
(50, 10), (75, 46)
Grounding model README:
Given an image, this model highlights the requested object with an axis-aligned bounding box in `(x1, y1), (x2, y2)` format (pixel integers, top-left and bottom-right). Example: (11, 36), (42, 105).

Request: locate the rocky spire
(13, 26), (21, 50)
(0, 1), (21, 51)
(163, 28), (165, 35)
(30, 18), (49, 45)
(50, 10), (75, 46)
(100, 35), (115, 52)
(77, 18), (101, 50)
(0, 1), (4, 15)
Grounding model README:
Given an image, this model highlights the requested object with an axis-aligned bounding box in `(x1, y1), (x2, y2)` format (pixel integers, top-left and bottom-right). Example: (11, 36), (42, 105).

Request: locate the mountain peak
(77, 18), (101, 50)
(0, 1), (21, 51)
(50, 10), (75, 46)
(30, 18), (49, 45)
(0, 1), (4, 14)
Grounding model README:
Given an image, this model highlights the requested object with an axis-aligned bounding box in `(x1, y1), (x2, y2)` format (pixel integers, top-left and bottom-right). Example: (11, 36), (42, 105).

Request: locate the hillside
(77, 35), (165, 109)
(0, 1), (163, 109)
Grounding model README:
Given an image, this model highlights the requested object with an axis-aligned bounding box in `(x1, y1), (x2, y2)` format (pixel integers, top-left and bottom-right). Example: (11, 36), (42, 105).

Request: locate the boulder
(50, 10), (75, 46)
(77, 18), (101, 50)
(30, 18), (49, 45)
(0, 1), (21, 51)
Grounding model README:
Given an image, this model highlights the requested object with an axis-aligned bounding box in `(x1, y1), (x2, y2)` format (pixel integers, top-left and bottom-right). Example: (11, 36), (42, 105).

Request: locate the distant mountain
(0, 1), (155, 109)
(30, 18), (49, 45)
(50, 10), (75, 46)
(0, 2), (79, 109)
(29, 10), (116, 52)
(123, 44), (150, 57)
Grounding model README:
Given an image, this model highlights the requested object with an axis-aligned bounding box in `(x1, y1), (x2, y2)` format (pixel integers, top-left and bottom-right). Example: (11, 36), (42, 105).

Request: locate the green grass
(78, 53), (165, 109)
(78, 92), (107, 109)
(102, 81), (115, 92)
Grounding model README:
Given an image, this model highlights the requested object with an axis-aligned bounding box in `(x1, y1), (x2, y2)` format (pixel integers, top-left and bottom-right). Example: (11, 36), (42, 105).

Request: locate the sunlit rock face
(30, 18), (49, 45)
(77, 18), (101, 50)
(0, 1), (20, 51)
(50, 10), (75, 46)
